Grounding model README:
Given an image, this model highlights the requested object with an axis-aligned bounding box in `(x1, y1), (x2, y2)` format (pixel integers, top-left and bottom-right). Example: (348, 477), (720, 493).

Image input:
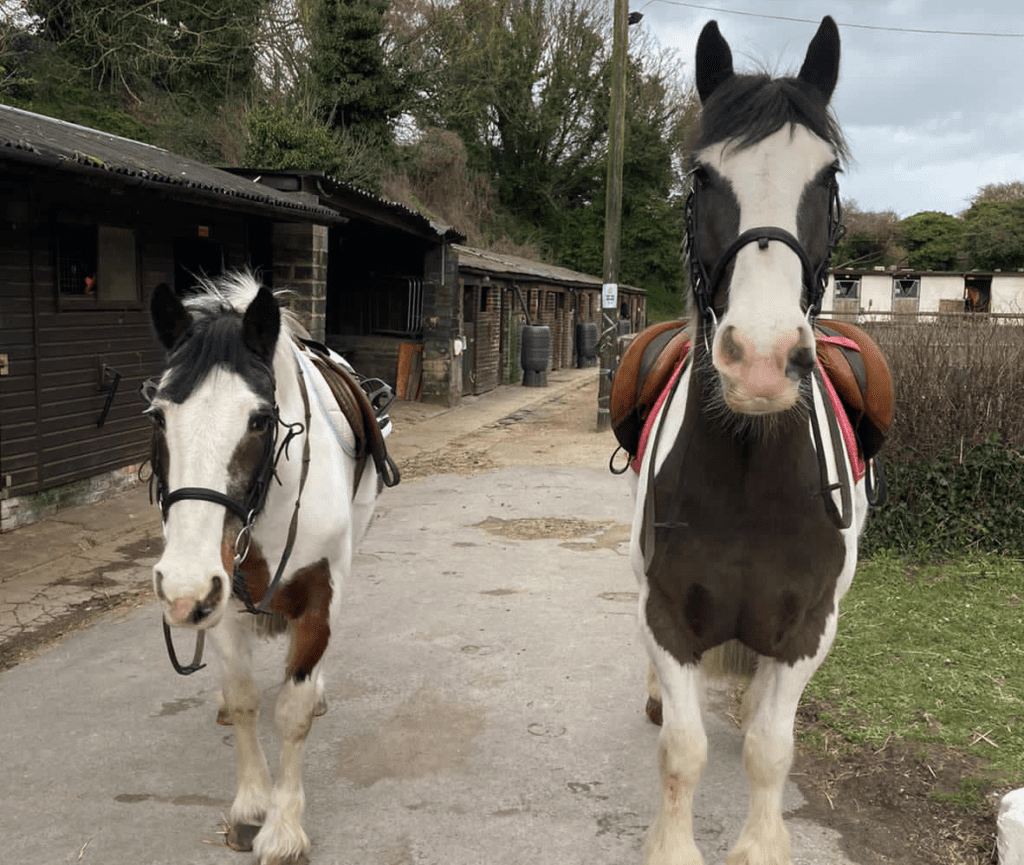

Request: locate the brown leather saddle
(296, 338), (400, 489)
(610, 318), (893, 463)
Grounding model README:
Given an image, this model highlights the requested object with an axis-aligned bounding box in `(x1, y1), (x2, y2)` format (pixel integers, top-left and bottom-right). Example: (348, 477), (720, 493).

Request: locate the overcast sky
(635, 1), (1024, 217)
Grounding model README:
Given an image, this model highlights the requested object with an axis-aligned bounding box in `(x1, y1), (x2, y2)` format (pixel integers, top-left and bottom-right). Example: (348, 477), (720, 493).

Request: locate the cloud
(640, 0), (1024, 215)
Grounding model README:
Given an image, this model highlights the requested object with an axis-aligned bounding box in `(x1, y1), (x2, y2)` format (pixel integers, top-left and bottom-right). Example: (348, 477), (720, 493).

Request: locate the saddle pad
(628, 351), (866, 483)
(815, 319), (893, 460)
(610, 319), (689, 457)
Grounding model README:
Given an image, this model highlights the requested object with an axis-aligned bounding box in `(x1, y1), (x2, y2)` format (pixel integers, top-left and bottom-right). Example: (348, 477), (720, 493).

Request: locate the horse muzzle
(154, 569), (227, 628)
(714, 324), (814, 414)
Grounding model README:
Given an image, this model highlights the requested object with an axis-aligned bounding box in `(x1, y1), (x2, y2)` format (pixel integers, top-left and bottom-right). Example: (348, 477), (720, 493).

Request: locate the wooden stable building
(453, 245), (646, 396)
(0, 108), (648, 530)
(0, 106), (341, 531)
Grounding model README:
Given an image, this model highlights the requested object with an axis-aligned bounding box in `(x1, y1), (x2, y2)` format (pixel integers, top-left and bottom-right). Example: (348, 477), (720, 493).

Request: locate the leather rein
(142, 363), (312, 676)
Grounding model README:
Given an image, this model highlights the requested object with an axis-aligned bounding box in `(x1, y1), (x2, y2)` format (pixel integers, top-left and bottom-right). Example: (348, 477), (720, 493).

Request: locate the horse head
(688, 16), (846, 416)
(147, 278), (282, 630)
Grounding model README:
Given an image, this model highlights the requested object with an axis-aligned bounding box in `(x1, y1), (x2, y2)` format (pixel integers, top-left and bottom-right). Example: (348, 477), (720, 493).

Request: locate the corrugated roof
(454, 244), (644, 293)
(0, 104), (343, 223)
(227, 168), (465, 244)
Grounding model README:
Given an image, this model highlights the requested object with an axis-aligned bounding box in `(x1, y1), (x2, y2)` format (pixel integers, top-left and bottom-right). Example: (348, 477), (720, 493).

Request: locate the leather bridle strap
(161, 487), (250, 524)
(707, 226), (818, 304)
(252, 364), (312, 616)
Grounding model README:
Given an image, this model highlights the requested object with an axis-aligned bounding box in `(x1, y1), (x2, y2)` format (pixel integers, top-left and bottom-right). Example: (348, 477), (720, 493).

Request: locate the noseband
(684, 171), (845, 325)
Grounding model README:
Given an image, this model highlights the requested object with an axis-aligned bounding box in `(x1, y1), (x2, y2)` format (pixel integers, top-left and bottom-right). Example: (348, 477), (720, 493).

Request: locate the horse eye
(249, 413), (272, 433)
(146, 408), (165, 430)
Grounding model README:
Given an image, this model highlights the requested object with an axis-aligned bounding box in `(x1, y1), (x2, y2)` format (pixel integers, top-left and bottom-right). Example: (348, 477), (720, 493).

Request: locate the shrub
(857, 316), (1024, 559)
(862, 434), (1024, 559)
(862, 315), (1024, 460)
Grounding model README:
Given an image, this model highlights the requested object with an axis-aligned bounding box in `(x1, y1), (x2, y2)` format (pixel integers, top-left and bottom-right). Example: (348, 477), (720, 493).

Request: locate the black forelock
(691, 73), (849, 164)
(158, 307), (276, 405)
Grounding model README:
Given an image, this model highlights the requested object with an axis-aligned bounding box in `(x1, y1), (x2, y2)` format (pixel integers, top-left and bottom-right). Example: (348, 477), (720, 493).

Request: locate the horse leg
(253, 572), (333, 865)
(252, 670), (319, 865)
(210, 614), (272, 851)
(642, 644), (707, 865)
(726, 615), (839, 865)
(217, 671), (325, 725)
(646, 660), (664, 725)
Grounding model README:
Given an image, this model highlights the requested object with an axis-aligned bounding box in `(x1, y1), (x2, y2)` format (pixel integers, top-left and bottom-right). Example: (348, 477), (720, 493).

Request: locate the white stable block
(998, 789), (1024, 863)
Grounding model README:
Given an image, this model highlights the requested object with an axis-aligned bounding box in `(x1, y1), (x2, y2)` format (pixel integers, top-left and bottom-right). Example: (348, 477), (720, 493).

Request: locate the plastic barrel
(521, 324), (550, 386)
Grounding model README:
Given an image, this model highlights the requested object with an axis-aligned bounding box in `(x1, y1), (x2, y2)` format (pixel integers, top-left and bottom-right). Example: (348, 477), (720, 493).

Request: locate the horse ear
(695, 20), (734, 104)
(151, 282), (192, 351)
(242, 286), (281, 363)
(798, 16), (840, 102)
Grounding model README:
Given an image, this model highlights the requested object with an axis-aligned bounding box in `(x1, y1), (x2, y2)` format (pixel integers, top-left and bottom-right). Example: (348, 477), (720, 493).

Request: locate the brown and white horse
(147, 272), (390, 864)
(630, 18), (867, 865)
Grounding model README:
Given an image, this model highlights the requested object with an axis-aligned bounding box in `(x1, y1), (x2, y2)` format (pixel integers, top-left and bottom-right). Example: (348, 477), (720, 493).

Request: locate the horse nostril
(720, 326), (744, 364)
(192, 575), (225, 624)
(154, 569), (167, 601)
(786, 344), (815, 380)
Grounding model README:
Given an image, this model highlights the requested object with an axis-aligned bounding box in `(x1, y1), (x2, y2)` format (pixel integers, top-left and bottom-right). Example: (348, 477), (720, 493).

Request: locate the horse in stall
(628, 18), (873, 865)
(146, 272), (397, 865)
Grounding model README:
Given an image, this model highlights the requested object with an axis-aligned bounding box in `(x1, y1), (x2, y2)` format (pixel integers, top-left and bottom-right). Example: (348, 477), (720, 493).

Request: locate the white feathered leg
(211, 612), (271, 851)
(252, 672), (319, 865)
(726, 612), (839, 865)
(642, 639), (708, 865)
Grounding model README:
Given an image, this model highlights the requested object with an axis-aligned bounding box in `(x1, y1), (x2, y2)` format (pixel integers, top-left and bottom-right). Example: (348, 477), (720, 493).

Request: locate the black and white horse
(630, 18), (866, 865)
(148, 272), (389, 864)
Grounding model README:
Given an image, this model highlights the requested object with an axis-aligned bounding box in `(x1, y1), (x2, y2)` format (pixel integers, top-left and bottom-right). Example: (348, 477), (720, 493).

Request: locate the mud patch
(115, 792), (223, 807)
(398, 447), (496, 480)
(336, 689), (485, 787)
(793, 699), (1000, 865)
(599, 591), (637, 602)
(154, 696), (205, 717)
(475, 516), (615, 543)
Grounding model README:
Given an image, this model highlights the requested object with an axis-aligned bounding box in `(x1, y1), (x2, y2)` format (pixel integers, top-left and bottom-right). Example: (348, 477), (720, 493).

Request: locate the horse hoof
(216, 707), (233, 726)
(226, 822), (261, 851)
(263, 854), (310, 865)
(314, 693), (328, 717)
(645, 696), (663, 726)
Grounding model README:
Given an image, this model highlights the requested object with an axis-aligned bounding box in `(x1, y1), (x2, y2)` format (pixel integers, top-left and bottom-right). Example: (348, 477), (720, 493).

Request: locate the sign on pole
(602, 282), (618, 309)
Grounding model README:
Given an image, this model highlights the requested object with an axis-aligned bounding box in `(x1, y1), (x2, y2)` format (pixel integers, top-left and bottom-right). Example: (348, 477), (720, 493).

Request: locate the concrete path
(0, 370), (858, 865)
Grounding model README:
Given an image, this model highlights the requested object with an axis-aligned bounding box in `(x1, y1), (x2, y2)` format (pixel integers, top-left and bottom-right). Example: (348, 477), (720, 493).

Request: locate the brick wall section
(273, 222), (328, 342)
(421, 245), (461, 406)
(1, 463), (141, 532)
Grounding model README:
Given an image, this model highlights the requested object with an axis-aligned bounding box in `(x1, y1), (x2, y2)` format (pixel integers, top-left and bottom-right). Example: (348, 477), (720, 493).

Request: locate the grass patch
(804, 551), (1024, 795)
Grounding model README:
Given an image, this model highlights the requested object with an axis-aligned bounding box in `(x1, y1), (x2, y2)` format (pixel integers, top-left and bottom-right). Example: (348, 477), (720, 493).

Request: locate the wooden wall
(0, 177), (269, 506)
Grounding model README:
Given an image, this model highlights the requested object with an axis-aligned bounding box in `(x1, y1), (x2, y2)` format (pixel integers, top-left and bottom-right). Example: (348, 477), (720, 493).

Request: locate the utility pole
(595, 0), (633, 432)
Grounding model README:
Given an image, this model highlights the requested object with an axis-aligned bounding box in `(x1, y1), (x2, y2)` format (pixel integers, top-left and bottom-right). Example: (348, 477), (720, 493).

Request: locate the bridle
(675, 162), (854, 531)
(684, 167), (845, 327)
(141, 369), (312, 675)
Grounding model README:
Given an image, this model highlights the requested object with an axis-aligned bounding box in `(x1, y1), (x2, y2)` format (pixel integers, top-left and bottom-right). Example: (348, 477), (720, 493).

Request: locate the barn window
(479, 286), (490, 313)
(834, 277), (859, 299)
(58, 224), (139, 305)
(893, 277), (920, 299)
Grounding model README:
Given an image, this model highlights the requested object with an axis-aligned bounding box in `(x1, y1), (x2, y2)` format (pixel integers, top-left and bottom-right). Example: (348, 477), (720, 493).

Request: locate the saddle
(610, 318), (893, 464)
(296, 338), (400, 488)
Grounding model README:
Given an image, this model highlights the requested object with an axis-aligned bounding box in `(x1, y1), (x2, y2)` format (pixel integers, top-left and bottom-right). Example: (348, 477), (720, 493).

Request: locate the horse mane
(691, 73), (849, 164)
(159, 271), (305, 404)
